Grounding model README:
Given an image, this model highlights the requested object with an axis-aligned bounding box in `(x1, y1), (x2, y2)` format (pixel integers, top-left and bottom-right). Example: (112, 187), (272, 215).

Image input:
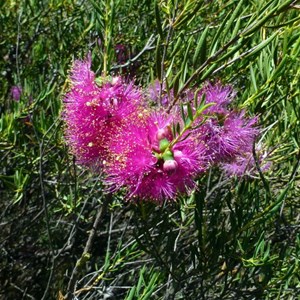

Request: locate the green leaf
(210, 10), (232, 55)
(89, 0), (105, 19)
(125, 286), (136, 300)
(215, 40), (244, 63)
(180, 103), (186, 124)
(136, 266), (145, 295)
(194, 88), (201, 109)
(170, 35), (183, 57)
(187, 102), (194, 122)
(196, 102), (214, 117)
(180, 36), (193, 82)
(155, 36), (162, 80)
(270, 55), (289, 80)
(192, 26), (208, 66)
(244, 31), (279, 59)
(222, 0), (244, 39)
(155, 3), (163, 38)
(165, 56), (175, 79)
(250, 65), (258, 92)
(200, 63), (218, 81)
(230, 16), (241, 40)
(172, 72), (181, 98)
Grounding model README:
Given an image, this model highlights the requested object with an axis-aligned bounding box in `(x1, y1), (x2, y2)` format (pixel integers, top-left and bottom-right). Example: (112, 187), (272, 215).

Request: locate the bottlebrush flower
(199, 111), (258, 162)
(221, 144), (271, 177)
(63, 57), (261, 202)
(173, 82), (258, 166)
(181, 82), (235, 115)
(104, 112), (208, 202)
(189, 82), (258, 163)
(199, 81), (235, 115)
(63, 58), (143, 167)
(147, 79), (170, 106)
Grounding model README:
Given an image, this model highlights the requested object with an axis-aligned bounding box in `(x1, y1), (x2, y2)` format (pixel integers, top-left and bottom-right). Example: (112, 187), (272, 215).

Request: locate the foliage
(1, 0), (299, 299)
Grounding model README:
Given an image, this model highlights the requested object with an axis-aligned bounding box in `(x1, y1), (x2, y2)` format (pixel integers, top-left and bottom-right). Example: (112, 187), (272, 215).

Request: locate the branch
(110, 34), (155, 71)
(64, 194), (112, 300)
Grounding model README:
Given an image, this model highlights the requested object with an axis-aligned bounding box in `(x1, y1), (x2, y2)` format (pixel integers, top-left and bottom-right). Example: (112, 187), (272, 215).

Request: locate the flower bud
(111, 76), (120, 85)
(111, 98), (118, 106)
(173, 150), (183, 160)
(163, 159), (178, 174)
(156, 126), (172, 141)
(159, 138), (170, 152)
(156, 128), (167, 140)
(162, 150), (173, 161)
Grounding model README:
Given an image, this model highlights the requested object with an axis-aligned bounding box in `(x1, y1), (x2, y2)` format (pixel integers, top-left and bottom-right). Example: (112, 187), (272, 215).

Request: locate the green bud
(162, 150), (174, 161)
(153, 152), (162, 160)
(95, 77), (104, 87)
(159, 138), (170, 152)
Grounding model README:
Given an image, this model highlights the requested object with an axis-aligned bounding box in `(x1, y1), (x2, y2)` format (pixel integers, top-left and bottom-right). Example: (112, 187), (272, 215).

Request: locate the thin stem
(252, 141), (271, 201)
(64, 194), (112, 300)
(103, 2), (109, 76)
(159, 24), (173, 106)
(110, 34), (155, 71)
(16, 8), (22, 84)
(167, 104), (213, 152)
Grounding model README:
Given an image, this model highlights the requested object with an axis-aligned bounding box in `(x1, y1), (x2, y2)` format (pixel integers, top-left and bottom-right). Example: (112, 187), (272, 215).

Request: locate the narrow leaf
(172, 72), (181, 97)
(193, 26), (208, 66)
(223, 0), (243, 38)
(155, 36), (162, 80)
(210, 11), (231, 55)
(180, 104), (186, 123)
(170, 35), (183, 57)
(155, 3), (163, 38)
(187, 102), (194, 121)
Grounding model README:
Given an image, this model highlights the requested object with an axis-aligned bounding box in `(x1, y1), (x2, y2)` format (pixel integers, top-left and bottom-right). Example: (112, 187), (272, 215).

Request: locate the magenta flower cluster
(63, 58), (259, 203)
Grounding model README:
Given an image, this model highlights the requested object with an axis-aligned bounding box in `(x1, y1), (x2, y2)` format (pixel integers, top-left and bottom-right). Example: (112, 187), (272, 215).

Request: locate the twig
(159, 24), (173, 106)
(110, 34), (155, 71)
(252, 141), (271, 201)
(16, 8), (22, 84)
(64, 194), (112, 300)
(38, 120), (59, 300)
(54, 172), (104, 259)
(279, 148), (300, 218)
(10, 283), (36, 300)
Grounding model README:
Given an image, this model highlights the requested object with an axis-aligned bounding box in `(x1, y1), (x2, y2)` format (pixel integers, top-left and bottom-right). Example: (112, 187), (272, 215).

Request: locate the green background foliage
(0, 0), (299, 299)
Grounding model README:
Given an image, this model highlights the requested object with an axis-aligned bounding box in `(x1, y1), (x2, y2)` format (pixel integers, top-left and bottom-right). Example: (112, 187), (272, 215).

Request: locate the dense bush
(1, 0), (299, 299)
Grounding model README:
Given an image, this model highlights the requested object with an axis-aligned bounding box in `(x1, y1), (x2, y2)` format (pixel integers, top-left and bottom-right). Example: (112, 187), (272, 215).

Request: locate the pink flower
(176, 82), (258, 166)
(63, 59), (261, 202)
(199, 82), (235, 115)
(104, 112), (207, 202)
(221, 144), (271, 177)
(147, 79), (170, 106)
(63, 59), (143, 167)
(181, 82), (235, 115)
(197, 109), (258, 163)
